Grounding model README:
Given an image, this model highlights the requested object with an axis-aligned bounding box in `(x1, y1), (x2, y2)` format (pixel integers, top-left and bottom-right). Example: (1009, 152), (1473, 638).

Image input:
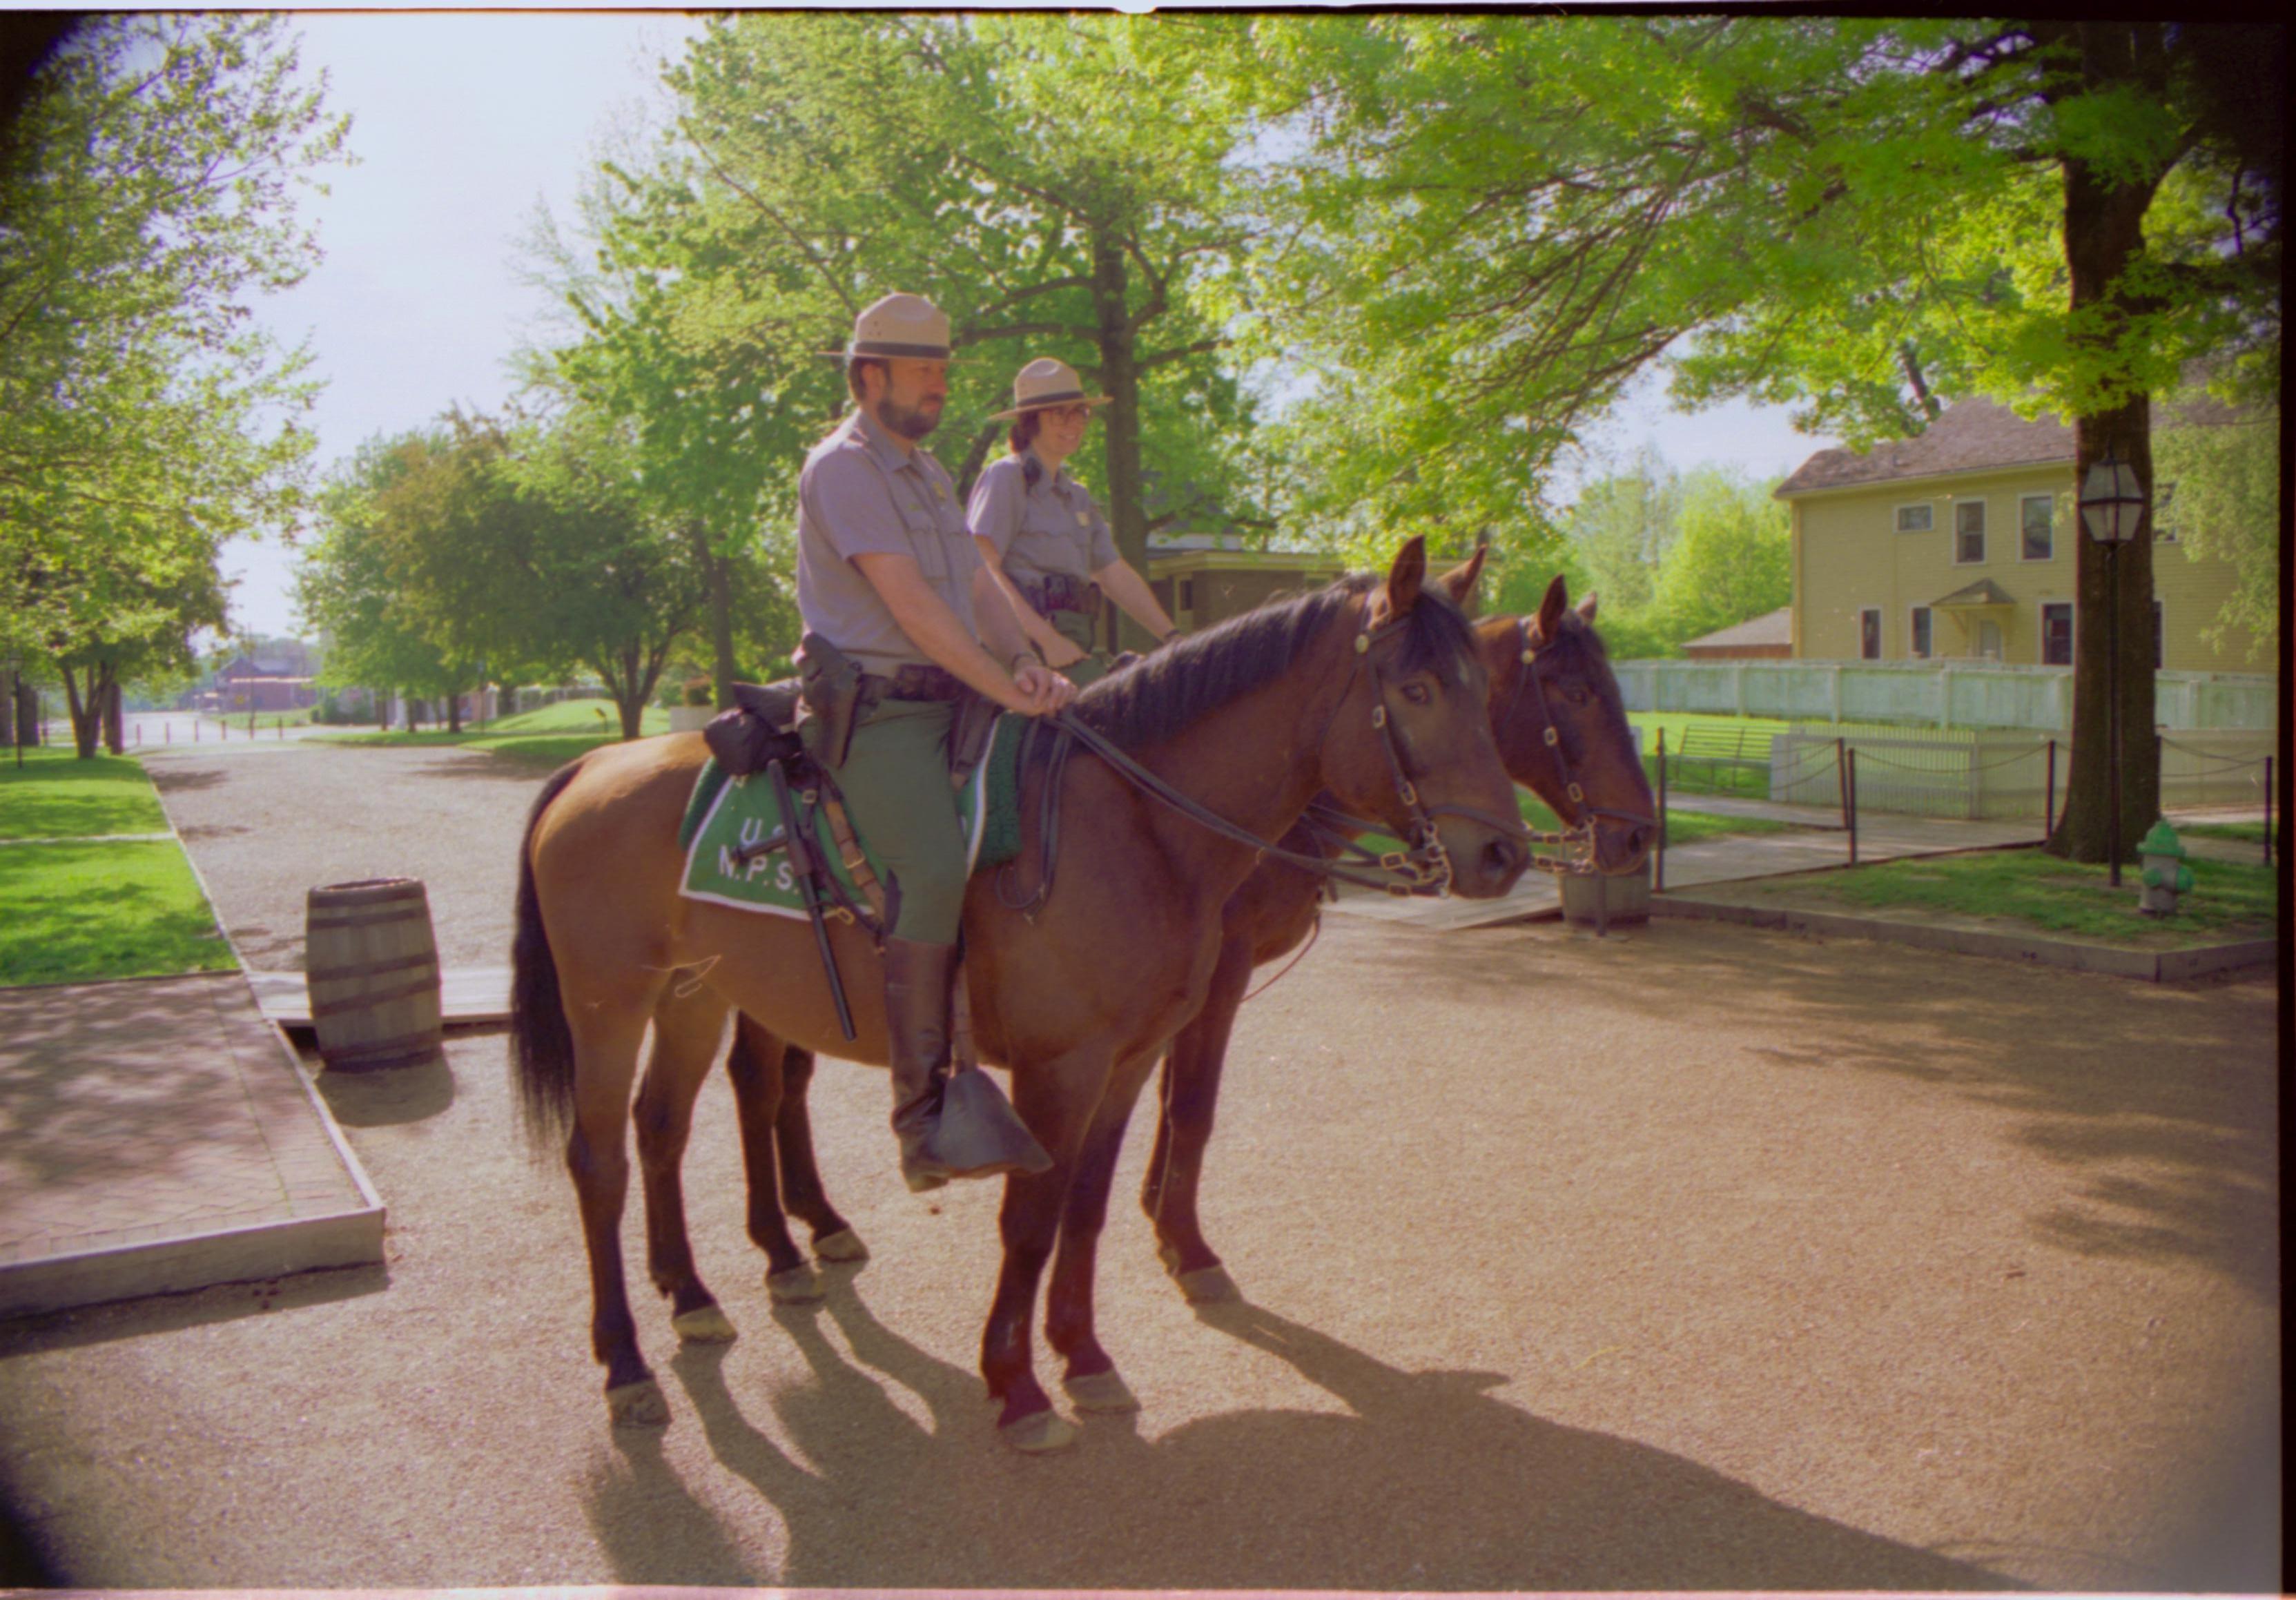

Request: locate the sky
(224, 12), (1841, 642)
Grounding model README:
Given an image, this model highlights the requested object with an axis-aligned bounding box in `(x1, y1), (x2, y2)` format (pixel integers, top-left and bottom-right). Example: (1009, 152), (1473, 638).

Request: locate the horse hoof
(1062, 1369), (1140, 1414)
(672, 1304), (738, 1343)
(606, 1379), (669, 1428)
(766, 1265), (824, 1304)
(998, 1410), (1079, 1454)
(813, 1228), (870, 1263)
(1155, 1242), (1182, 1275)
(1176, 1265), (1238, 1304)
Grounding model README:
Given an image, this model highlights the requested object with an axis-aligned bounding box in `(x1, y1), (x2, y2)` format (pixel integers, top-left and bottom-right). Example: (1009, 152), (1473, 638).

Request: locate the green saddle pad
(678, 712), (1031, 917)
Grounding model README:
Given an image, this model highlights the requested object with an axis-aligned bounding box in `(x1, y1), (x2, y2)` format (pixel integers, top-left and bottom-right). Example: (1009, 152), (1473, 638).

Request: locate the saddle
(703, 673), (998, 790)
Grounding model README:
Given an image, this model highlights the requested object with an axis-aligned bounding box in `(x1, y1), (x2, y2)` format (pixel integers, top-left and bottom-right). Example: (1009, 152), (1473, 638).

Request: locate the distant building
(1681, 607), (1793, 661)
(1142, 536), (1350, 635)
(1777, 396), (2258, 669)
(211, 655), (320, 713)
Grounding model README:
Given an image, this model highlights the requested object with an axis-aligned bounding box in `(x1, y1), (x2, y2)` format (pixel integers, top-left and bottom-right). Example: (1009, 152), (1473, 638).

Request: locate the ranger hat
(990, 357), (1113, 420)
(824, 292), (953, 362)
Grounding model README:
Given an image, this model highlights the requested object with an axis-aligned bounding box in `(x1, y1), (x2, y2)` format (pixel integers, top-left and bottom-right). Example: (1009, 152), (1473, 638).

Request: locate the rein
(1002, 609), (1517, 911)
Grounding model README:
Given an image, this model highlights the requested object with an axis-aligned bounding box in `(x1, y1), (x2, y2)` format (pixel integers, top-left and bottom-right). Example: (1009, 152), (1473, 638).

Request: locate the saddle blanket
(678, 713), (1031, 918)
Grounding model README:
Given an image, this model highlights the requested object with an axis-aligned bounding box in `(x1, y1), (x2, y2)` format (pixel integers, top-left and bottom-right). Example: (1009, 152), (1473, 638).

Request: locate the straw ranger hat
(990, 358), (1113, 421)
(821, 292), (954, 362)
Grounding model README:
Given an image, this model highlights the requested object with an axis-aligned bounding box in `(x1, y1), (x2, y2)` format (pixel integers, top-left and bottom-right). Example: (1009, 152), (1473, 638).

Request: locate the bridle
(1500, 616), (1657, 877)
(998, 601), (1526, 915)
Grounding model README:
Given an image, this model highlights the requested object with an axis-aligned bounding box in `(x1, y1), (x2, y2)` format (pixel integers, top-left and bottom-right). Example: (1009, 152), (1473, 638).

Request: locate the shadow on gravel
(0, 1262), (387, 1358)
(1356, 921), (2279, 1307)
(143, 766), (227, 794)
(407, 753), (576, 786)
(311, 1049), (458, 1126)
(580, 1281), (2018, 1592)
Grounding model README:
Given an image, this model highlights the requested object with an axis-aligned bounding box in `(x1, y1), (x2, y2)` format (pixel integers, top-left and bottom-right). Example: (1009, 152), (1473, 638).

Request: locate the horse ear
(1385, 535), (1428, 614)
(1532, 572), (1569, 642)
(1435, 545), (1487, 606)
(1577, 590), (1599, 622)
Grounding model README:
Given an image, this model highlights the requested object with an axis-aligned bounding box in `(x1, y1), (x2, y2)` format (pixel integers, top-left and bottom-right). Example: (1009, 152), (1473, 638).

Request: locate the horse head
(1319, 537), (1529, 899)
(1481, 574), (1656, 876)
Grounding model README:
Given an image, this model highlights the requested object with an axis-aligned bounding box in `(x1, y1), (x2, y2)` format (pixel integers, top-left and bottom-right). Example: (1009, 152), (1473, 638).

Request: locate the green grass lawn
(0, 839), (235, 985)
(1786, 848), (2276, 944)
(0, 745), (171, 839)
(2181, 820), (2268, 842)
(309, 699), (669, 760)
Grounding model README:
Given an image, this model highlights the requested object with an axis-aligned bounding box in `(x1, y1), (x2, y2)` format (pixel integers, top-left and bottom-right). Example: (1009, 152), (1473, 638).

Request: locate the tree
(0, 15), (347, 752)
(2152, 382), (2279, 663)
(1646, 469), (1792, 650)
(1204, 17), (2279, 861)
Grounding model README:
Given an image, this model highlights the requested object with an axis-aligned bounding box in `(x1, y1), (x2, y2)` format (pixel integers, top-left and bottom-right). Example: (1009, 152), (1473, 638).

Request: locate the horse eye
(1564, 686), (1589, 708)
(1402, 683), (1432, 706)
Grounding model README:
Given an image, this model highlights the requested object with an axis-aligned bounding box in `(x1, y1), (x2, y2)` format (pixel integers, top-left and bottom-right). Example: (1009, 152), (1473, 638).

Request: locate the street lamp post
(2079, 446), (2145, 887)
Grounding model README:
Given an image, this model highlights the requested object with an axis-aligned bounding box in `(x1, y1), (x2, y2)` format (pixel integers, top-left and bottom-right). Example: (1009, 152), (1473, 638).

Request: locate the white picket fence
(1767, 726), (2273, 821)
(1616, 658), (2275, 733)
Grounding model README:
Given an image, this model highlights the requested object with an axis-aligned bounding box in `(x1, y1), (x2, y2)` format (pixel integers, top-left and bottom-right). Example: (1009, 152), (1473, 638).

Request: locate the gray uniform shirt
(967, 453), (1118, 588)
(795, 409), (980, 677)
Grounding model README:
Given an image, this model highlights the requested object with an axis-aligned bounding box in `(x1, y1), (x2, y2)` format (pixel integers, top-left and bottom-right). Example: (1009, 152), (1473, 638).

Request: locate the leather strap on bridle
(1500, 616), (1657, 876)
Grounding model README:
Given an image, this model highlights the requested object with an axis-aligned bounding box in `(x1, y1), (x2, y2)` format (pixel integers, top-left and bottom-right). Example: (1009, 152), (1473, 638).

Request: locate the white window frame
(1953, 499), (1987, 565)
(2019, 494), (2055, 562)
(1895, 503), (1934, 533)
(1858, 606), (1882, 661)
(2040, 601), (2074, 666)
(1909, 605), (1932, 660)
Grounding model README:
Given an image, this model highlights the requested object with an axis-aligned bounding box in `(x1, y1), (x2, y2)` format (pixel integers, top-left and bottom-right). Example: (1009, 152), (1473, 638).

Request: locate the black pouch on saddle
(701, 679), (804, 778)
(797, 632), (864, 769)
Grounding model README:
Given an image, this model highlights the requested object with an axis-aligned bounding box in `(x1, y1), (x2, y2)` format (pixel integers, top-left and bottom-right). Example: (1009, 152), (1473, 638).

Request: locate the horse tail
(510, 757), (587, 1151)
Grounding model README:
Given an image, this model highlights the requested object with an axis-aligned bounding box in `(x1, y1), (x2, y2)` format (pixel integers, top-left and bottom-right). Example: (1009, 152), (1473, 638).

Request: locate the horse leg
(564, 980), (670, 1427)
(634, 984), (738, 1343)
(980, 1046), (1108, 1453)
(1144, 932), (1252, 1303)
(722, 1016), (826, 1304)
(1047, 1046), (1165, 1414)
(772, 1041), (867, 1264)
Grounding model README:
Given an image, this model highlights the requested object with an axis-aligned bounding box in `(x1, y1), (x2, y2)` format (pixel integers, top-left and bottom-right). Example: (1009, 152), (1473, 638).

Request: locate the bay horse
(698, 570), (1653, 1395)
(508, 538), (1528, 1451)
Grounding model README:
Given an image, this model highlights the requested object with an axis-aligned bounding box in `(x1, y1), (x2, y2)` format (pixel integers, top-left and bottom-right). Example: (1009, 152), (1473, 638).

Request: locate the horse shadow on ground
(581, 1279), (2018, 1592)
(1354, 920), (2280, 1307)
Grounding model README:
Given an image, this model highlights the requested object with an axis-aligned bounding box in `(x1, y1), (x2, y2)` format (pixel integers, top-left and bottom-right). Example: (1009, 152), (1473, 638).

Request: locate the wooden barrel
(305, 878), (444, 1072)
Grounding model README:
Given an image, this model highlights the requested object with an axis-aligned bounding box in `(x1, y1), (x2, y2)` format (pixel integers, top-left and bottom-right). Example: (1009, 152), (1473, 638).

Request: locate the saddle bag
(703, 678), (804, 778)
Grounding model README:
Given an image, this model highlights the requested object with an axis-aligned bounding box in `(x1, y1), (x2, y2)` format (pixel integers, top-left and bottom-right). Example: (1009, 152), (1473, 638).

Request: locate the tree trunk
(689, 523), (737, 708)
(1091, 224), (1150, 652)
(447, 684), (463, 735)
(1, 667), (16, 749)
(101, 674), (123, 755)
(59, 665), (98, 759)
(2046, 27), (2165, 867)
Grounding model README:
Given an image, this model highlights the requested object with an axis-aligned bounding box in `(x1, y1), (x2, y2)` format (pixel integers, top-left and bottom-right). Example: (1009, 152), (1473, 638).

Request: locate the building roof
(1682, 606), (1792, 651)
(1776, 398), (2073, 496)
(1930, 578), (2018, 609)
(1775, 390), (2254, 498)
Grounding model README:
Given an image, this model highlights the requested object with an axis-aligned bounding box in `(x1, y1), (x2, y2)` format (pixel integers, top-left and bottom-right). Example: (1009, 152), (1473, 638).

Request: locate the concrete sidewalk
(0, 973), (383, 1318)
(1329, 804), (2045, 930)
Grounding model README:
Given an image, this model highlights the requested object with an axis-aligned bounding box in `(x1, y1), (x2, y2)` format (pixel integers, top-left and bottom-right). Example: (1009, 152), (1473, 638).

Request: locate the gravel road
(0, 738), (2278, 1592)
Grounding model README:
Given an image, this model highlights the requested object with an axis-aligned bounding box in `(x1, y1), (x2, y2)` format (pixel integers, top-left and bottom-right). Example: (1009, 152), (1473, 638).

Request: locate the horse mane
(1069, 570), (1481, 752)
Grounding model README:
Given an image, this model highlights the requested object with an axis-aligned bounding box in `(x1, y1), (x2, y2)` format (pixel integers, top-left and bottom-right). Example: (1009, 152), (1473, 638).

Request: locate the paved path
(0, 744), (2279, 1591)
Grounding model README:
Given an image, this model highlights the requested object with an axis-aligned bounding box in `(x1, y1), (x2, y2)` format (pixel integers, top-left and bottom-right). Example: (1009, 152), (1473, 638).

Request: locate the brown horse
(508, 538), (1528, 1450)
(1138, 572), (1655, 1302)
(706, 571), (1652, 1385)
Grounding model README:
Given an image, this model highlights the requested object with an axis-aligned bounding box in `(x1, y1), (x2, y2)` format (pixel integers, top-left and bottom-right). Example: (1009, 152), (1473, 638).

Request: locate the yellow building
(1778, 398), (2259, 671)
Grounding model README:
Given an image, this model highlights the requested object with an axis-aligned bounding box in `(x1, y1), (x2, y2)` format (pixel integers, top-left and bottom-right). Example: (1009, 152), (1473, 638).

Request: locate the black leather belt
(1020, 575), (1102, 616)
(859, 664), (964, 706)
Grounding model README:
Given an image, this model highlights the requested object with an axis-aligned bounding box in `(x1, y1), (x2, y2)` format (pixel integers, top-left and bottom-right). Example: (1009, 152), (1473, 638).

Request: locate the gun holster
(797, 633), (863, 769)
(946, 685), (998, 789)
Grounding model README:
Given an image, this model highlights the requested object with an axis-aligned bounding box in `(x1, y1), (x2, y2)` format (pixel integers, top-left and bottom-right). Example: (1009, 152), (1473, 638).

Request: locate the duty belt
(1020, 575), (1102, 617)
(859, 663), (965, 707)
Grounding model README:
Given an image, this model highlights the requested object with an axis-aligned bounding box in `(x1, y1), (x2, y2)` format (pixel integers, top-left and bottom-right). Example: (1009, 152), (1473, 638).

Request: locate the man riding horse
(795, 292), (1078, 1192)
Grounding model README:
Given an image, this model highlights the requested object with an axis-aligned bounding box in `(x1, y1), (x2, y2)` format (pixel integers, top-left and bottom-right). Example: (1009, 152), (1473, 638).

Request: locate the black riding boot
(883, 937), (1049, 1193)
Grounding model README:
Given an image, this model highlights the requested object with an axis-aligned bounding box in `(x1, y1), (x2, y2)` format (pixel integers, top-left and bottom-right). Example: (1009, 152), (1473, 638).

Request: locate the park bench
(1668, 725), (1776, 792)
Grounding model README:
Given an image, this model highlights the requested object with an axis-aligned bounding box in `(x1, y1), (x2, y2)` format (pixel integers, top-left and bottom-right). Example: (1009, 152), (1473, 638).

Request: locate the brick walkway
(0, 973), (381, 1316)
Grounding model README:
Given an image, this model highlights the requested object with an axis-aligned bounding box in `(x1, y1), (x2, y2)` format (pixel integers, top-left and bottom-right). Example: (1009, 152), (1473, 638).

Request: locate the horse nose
(1622, 821), (1654, 863)
(1481, 834), (1528, 886)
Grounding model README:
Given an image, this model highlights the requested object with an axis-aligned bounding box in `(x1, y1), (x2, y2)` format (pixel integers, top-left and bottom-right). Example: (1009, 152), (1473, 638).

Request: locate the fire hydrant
(2138, 819), (2194, 917)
